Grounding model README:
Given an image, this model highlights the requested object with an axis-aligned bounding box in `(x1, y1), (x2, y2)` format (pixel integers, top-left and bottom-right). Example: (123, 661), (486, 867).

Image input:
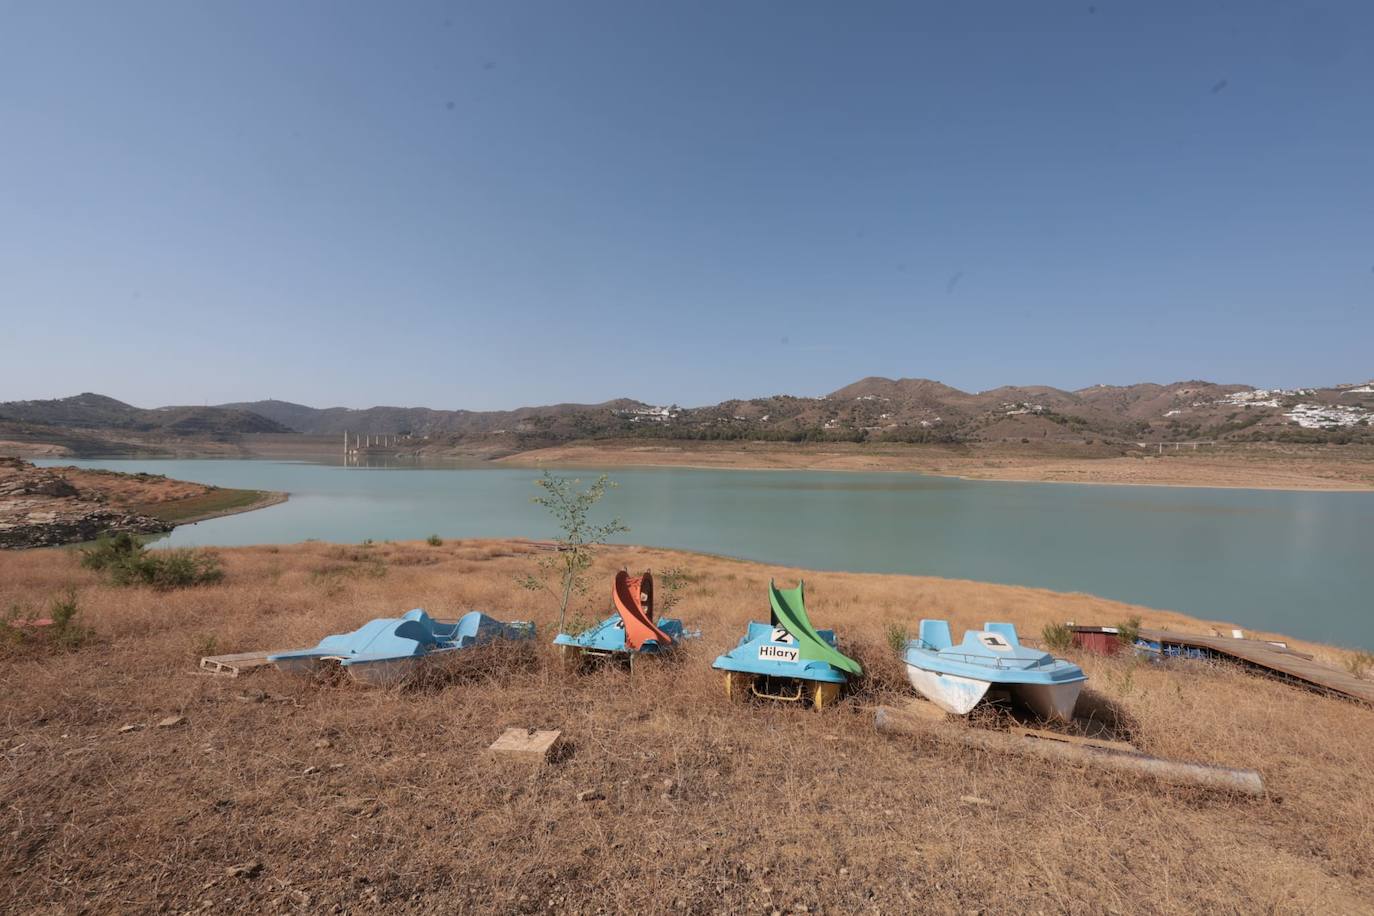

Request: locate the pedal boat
(270, 608), (534, 687)
(712, 579), (861, 709)
(902, 620), (1086, 721)
(553, 570), (685, 666)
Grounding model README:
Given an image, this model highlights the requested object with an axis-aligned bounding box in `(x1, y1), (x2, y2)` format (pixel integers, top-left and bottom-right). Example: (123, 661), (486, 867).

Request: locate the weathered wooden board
(900, 698), (955, 722)
(874, 705), (1264, 796)
(1010, 726), (1138, 754)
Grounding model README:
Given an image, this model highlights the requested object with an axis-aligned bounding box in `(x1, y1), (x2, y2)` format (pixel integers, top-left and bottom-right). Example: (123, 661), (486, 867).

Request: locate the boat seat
(918, 619), (953, 651)
(984, 622), (1020, 646)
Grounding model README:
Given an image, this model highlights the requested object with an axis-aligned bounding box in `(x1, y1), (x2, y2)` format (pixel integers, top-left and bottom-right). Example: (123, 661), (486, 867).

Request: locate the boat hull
(904, 664), (1083, 721)
(343, 657), (421, 688)
(1009, 680), (1083, 723)
(904, 664), (991, 715)
(271, 655), (321, 676)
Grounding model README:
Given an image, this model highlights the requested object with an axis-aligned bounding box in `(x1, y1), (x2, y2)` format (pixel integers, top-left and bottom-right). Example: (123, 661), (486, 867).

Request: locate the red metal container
(1070, 627), (1123, 656)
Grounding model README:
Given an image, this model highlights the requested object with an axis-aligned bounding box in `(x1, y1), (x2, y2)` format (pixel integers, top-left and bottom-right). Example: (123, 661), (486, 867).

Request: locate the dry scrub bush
(80, 532), (224, 590)
(0, 587), (93, 655)
(1041, 620), (1074, 651)
(1345, 650), (1374, 679)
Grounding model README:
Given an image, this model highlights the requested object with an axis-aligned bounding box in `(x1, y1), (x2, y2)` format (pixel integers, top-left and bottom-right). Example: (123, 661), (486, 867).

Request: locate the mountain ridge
(3, 377), (1371, 449)
(0, 393), (289, 435)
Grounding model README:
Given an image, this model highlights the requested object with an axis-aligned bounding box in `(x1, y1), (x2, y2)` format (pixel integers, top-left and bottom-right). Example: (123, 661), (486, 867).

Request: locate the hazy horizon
(4, 3), (1372, 409)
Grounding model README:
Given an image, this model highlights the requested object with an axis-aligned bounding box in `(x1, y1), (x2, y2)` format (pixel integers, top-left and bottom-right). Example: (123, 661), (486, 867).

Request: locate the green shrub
(80, 533), (223, 590)
(1041, 621), (1073, 652)
(656, 566), (696, 614)
(79, 531), (143, 572)
(0, 590), (92, 653)
(426, 534), (443, 546)
(884, 621), (910, 654)
(518, 472), (627, 635)
(1115, 615), (1142, 647)
(147, 549), (224, 589)
(49, 588), (92, 650)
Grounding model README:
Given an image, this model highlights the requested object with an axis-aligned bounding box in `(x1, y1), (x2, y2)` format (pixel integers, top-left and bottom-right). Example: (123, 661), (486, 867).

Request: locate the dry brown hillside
(2, 540), (1372, 913)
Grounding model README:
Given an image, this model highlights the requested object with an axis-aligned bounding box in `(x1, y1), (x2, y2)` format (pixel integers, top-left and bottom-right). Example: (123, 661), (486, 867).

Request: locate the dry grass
(127, 488), (283, 525)
(500, 441), (1374, 491)
(54, 466), (214, 505)
(2, 540), (1372, 914)
(62, 466), (281, 525)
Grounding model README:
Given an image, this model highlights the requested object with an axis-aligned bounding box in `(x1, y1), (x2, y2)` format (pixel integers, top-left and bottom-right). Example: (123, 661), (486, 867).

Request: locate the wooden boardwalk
(1138, 627), (1374, 706)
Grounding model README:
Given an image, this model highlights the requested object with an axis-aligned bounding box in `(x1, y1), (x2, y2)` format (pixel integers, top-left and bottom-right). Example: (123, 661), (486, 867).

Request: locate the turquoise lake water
(37, 457), (1374, 650)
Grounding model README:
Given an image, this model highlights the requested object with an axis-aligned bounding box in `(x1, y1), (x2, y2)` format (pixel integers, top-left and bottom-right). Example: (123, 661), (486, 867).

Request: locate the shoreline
(498, 442), (1374, 493)
(166, 489), (289, 525)
(507, 454), (1374, 492)
(28, 441), (1374, 493)
(0, 457), (291, 550)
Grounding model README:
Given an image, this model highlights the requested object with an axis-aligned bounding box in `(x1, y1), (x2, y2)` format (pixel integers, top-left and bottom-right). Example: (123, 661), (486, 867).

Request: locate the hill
(0, 394), (289, 435)
(4, 378), (1372, 457)
(218, 377), (1374, 448)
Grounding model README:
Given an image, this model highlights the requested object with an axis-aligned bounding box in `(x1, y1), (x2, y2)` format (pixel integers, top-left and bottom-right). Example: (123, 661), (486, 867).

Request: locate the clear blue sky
(2, 1), (1371, 410)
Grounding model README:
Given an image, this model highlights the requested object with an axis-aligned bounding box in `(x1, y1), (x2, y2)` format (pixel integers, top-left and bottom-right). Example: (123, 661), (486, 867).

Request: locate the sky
(1, 1), (1371, 411)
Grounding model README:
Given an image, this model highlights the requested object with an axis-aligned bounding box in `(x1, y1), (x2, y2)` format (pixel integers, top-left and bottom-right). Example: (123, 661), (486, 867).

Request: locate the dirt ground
(2, 540), (1372, 914)
(501, 441), (1374, 491)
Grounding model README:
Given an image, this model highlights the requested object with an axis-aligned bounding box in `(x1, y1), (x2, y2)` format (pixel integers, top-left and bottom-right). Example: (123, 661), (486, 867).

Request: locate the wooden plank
(900, 698), (954, 722)
(199, 652), (276, 677)
(874, 706), (1264, 796)
(1010, 726), (1137, 754)
(488, 727), (562, 762)
(1138, 627), (1374, 706)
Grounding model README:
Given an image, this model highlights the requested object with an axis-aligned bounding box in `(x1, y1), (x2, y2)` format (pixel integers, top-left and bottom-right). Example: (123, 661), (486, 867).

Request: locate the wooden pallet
(199, 651), (276, 677)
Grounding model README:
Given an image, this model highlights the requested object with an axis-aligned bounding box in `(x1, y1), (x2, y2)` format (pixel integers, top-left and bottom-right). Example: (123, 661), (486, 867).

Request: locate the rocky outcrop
(0, 509), (171, 549)
(0, 457), (173, 549)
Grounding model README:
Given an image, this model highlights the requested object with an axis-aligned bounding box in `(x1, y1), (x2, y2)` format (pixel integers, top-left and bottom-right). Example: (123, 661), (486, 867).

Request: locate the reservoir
(39, 457), (1374, 650)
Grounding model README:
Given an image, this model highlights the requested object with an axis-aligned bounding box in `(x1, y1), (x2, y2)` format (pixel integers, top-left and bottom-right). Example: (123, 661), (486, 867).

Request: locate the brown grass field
(2, 540), (1372, 914)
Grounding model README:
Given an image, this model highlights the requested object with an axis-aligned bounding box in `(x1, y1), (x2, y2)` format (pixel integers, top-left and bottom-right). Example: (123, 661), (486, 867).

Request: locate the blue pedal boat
(270, 609), (535, 687)
(711, 580), (861, 709)
(902, 620), (1086, 721)
(553, 615), (686, 662)
(553, 570), (686, 668)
